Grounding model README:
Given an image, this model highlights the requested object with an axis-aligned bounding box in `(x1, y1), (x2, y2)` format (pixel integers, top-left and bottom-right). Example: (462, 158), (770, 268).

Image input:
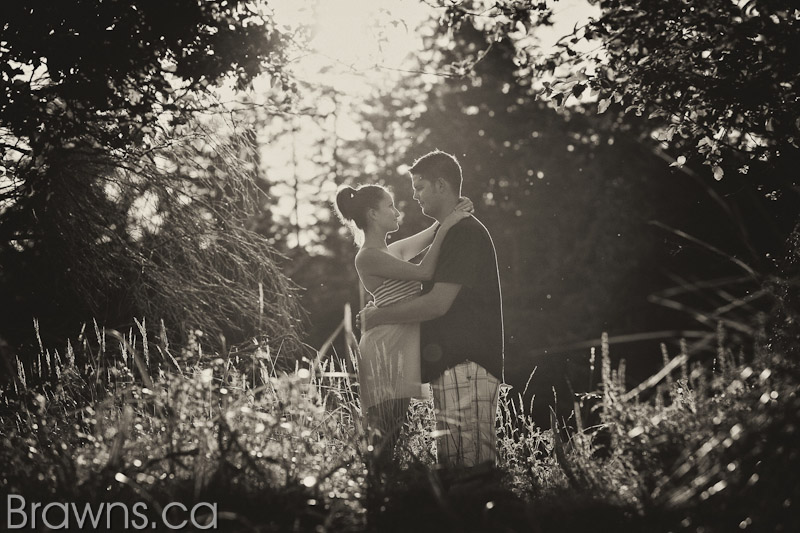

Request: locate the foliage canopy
(1, 0), (289, 155)
(441, 0), (800, 183)
(0, 1), (303, 355)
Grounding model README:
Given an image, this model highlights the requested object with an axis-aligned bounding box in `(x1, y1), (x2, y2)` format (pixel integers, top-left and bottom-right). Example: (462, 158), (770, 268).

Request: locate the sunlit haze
(260, 0), (599, 247)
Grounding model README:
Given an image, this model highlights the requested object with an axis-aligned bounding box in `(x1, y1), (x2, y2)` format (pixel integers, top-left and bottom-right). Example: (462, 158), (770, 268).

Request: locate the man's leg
(430, 361), (500, 468)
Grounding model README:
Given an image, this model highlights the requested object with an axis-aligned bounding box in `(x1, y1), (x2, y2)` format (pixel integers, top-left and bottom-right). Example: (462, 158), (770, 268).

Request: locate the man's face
(411, 175), (440, 218)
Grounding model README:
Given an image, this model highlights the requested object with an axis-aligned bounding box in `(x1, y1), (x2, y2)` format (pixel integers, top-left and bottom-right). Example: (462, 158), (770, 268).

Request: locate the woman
(335, 184), (472, 461)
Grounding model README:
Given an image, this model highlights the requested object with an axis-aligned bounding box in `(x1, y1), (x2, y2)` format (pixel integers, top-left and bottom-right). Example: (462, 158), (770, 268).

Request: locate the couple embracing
(335, 150), (504, 471)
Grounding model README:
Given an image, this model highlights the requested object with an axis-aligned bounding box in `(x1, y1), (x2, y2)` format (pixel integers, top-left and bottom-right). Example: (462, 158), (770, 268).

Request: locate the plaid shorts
(430, 361), (500, 468)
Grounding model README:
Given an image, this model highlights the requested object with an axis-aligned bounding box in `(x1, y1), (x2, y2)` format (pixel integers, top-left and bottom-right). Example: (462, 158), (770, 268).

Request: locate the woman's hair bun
(335, 186), (358, 221)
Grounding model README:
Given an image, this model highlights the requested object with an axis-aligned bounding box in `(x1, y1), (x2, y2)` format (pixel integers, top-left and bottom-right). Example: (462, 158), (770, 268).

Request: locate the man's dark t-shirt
(420, 216), (504, 383)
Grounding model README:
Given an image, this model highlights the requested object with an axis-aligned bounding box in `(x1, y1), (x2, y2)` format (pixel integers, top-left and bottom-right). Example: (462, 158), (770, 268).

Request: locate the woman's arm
(387, 222), (438, 261)
(361, 282), (462, 329)
(356, 209), (469, 282)
(387, 197), (473, 261)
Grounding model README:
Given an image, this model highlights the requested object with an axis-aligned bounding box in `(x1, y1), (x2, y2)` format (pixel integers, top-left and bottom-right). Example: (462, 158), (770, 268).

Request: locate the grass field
(1, 320), (798, 532)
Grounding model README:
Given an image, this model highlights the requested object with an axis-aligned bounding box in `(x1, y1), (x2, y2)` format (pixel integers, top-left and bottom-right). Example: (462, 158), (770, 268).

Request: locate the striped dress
(357, 279), (423, 410)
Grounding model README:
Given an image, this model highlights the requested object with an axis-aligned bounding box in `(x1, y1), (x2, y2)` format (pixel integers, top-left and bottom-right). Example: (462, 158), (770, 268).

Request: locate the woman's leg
(365, 397), (411, 465)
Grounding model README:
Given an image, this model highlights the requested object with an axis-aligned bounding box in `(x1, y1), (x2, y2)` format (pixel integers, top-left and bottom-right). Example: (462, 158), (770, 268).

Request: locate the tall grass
(2, 323), (366, 530)
(1, 318), (797, 532)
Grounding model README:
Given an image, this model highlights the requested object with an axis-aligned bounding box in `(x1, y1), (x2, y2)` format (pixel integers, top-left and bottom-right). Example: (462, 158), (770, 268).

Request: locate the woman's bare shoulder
(356, 247), (403, 264)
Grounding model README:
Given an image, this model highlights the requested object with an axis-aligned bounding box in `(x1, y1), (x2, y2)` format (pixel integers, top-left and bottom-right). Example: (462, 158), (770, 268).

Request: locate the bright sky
(271, 0), (431, 91)
(270, 0), (599, 90)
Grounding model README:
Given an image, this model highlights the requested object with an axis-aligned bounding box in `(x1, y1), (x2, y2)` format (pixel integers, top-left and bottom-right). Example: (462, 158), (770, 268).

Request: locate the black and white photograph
(1, 0), (798, 531)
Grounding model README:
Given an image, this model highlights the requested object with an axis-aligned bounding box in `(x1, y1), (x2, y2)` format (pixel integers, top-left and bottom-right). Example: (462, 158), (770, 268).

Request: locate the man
(361, 150), (504, 468)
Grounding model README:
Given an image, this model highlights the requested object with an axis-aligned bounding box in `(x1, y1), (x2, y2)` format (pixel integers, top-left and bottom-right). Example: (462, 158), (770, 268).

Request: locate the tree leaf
(670, 155), (687, 167)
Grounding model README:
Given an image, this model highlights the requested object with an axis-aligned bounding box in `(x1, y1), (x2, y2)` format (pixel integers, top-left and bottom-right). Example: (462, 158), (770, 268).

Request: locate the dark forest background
(1, 0), (798, 425)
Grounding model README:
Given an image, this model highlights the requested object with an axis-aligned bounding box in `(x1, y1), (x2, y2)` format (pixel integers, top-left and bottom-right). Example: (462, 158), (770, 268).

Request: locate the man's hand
(358, 303), (379, 332)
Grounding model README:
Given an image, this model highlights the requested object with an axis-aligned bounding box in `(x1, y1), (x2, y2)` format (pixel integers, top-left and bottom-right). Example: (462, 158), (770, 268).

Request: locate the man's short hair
(408, 150), (463, 195)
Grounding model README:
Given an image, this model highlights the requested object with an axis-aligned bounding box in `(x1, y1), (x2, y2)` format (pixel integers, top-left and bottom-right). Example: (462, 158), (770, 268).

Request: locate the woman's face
(371, 192), (400, 233)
